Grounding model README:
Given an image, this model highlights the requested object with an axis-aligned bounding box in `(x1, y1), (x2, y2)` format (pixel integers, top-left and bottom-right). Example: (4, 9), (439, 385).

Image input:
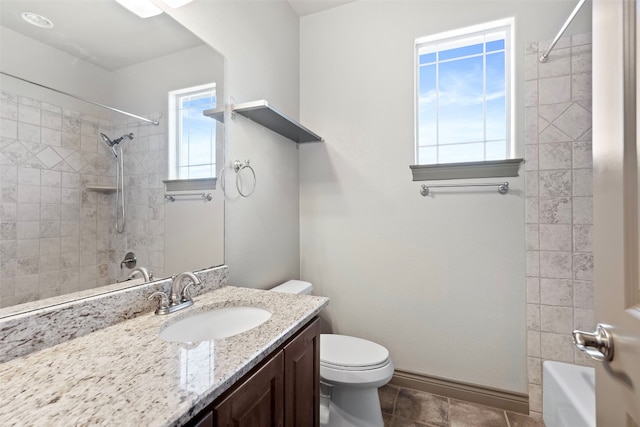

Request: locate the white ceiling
(0, 0), (357, 71)
(287, 0), (358, 17)
(0, 0), (203, 71)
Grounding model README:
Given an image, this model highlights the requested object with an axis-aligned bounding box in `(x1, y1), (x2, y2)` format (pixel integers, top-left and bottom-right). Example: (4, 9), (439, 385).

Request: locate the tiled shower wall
(524, 33), (595, 417)
(0, 90), (166, 308)
(110, 116), (167, 286)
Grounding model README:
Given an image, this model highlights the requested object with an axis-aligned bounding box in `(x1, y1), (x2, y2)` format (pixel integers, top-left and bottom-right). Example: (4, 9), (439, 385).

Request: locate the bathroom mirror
(0, 0), (225, 313)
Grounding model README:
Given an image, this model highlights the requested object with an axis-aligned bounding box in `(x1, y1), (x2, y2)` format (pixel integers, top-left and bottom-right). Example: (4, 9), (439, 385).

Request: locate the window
(416, 19), (513, 165)
(168, 83), (217, 180)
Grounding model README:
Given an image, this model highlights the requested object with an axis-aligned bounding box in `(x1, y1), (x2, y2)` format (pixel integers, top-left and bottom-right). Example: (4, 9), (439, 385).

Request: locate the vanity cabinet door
(214, 351), (284, 427)
(191, 411), (213, 427)
(283, 318), (320, 427)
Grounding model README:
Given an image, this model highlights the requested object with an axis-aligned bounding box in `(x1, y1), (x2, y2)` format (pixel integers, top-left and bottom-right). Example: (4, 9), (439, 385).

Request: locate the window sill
(409, 158), (523, 181)
(163, 177), (217, 191)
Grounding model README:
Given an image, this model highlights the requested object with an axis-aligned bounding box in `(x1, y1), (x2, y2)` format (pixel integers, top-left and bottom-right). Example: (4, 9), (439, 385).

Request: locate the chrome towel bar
(420, 182), (509, 196)
(165, 192), (212, 202)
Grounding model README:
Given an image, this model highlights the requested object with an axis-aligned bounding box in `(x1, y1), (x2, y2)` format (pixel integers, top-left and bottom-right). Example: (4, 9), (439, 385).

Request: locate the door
(591, 0), (640, 424)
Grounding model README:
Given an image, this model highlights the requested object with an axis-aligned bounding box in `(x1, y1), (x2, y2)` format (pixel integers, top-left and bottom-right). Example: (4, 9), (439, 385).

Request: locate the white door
(589, 0), (640, 424)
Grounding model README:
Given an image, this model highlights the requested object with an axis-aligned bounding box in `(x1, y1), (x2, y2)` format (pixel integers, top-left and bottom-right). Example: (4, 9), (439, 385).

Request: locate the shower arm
(0, 71), (159, 126)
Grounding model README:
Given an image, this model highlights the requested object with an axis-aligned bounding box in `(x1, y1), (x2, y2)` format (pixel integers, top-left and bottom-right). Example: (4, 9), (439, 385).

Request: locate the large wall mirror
(0, 0), (225, 313)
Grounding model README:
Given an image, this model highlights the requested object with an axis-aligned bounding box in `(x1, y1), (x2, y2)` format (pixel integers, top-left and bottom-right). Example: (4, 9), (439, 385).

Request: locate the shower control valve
(120, 251), (137, 269)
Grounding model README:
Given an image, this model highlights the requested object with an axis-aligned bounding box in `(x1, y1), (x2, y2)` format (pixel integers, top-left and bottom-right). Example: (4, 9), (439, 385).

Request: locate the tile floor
(379, 384), (544, 427)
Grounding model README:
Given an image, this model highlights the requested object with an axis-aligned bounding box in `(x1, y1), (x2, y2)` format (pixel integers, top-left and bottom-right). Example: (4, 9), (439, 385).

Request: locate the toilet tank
(271, 280), (313, 295)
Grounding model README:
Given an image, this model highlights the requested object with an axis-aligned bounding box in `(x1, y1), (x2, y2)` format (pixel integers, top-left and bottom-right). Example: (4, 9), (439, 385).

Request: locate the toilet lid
(320, 334), (389, 369)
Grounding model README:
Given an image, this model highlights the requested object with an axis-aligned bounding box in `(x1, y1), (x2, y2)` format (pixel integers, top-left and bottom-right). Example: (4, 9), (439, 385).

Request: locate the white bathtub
(543, 361), (595, 427)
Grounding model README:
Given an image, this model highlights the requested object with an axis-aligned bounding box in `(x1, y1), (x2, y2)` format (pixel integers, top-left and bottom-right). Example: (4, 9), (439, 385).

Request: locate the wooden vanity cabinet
(186, 317), (320, 427)
(283, 317), (320, 427)
(214, 352), (285, 426)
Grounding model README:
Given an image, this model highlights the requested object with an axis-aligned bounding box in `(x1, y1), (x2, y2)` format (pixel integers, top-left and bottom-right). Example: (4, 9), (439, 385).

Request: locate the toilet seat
(320, 334), (392, 376)
(321, 359), (390, 371)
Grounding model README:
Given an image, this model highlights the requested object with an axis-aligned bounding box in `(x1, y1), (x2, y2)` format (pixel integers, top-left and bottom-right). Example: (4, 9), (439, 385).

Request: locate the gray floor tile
(505, 411), (545, 427)
(378, 385), (543, 427)
(379, 384), (400, 415)
(387, 416), (432, 427)
(449, 398), (508, 427)
(394, 388), (449, 427)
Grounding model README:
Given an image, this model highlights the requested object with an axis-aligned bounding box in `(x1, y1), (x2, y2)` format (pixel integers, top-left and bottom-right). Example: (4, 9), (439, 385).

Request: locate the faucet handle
(148, 291), (170, 315)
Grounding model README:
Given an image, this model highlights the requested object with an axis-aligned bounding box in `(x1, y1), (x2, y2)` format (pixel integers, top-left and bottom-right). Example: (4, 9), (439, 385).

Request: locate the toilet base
(320, 384), (384, 427)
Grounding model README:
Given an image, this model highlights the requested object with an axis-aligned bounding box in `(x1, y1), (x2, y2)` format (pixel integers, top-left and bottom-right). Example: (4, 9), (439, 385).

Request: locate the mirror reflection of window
(168, 83), (217, 179)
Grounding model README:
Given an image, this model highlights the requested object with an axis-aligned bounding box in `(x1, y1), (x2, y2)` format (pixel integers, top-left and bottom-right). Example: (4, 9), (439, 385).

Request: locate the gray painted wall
(161, 1), (302, 288)
(299, 0), (591, 394)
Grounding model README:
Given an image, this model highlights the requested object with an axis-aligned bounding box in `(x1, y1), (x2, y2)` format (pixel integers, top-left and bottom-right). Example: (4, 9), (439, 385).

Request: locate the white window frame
(168, 82), (218, 181)
(414, 18), (515, 167)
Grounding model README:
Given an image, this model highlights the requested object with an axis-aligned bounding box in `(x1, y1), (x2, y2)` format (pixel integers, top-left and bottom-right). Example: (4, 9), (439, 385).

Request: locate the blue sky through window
(417, 26), (509, 164)
(176, 87), (216, 179)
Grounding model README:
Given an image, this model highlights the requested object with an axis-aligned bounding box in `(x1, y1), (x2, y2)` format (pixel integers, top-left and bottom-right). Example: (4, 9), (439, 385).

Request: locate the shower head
(100, 132), (134, 157)
(114, 132), (134, 145)
(100, 132), (115, 147)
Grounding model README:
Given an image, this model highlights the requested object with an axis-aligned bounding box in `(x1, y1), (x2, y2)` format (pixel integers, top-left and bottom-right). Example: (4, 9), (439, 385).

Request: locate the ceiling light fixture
(161, 0), (194, 7)
(115, 0), (163, 18)
(20, 12), (54, 29)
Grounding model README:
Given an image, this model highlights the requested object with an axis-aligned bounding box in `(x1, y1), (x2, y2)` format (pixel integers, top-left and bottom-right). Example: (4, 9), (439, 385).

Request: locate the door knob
(572, 323), (614, 362)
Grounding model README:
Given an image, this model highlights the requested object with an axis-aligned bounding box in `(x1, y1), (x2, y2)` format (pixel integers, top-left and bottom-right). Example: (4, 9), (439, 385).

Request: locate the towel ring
(233, 160), (256, 198)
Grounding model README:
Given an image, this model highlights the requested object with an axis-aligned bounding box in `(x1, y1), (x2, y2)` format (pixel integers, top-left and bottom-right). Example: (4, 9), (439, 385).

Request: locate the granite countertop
(0, 286), (329, 426)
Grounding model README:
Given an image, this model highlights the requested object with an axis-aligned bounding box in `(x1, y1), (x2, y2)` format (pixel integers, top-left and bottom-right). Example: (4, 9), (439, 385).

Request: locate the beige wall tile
(539, 76), (571, 105)
(539, 224), (572, 251)
(540, 278), (573, 306)
(572, 197), (593, 224)
(541, 332), (574, 362)
(539, 170), (571, 197)
(540, 251), (572, 279)
(574, 280), (593, 308)
(528, 357), (542, 385)
(540, 305), (573, 334)
(539, 142), (571, 170)
(538, 48), (571, 78)
(573, 253), (593, 280)
(539, 197), (571, 224)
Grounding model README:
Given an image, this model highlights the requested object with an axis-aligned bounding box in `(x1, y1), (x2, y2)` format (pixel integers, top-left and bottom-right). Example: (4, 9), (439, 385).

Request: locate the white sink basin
(159, 306), (272, 343)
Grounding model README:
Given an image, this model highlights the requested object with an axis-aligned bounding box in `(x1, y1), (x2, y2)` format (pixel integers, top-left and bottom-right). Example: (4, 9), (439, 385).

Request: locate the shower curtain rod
(539, 0), (587, 63)
(0, 71), (159, 126)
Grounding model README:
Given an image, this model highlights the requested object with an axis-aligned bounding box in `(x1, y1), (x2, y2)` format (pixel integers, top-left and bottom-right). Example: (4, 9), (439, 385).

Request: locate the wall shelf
(86, 185), (116, 194)
(204, 100), (323, 143)
(205, 108), (225, 123)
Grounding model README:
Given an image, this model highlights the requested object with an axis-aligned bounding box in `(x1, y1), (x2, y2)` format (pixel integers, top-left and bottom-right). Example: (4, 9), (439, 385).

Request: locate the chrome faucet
(170, 272), (201, 306)
(148, 271), (201, 315)
(128, 266), (152, 282)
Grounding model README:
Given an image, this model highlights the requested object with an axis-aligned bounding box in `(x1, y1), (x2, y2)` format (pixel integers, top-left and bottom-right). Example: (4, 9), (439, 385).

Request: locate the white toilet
(272, 280), (394, 427)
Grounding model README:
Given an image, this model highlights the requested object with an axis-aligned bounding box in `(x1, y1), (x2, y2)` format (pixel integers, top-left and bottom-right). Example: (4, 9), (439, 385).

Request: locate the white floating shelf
(204, 100), (323, 143)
